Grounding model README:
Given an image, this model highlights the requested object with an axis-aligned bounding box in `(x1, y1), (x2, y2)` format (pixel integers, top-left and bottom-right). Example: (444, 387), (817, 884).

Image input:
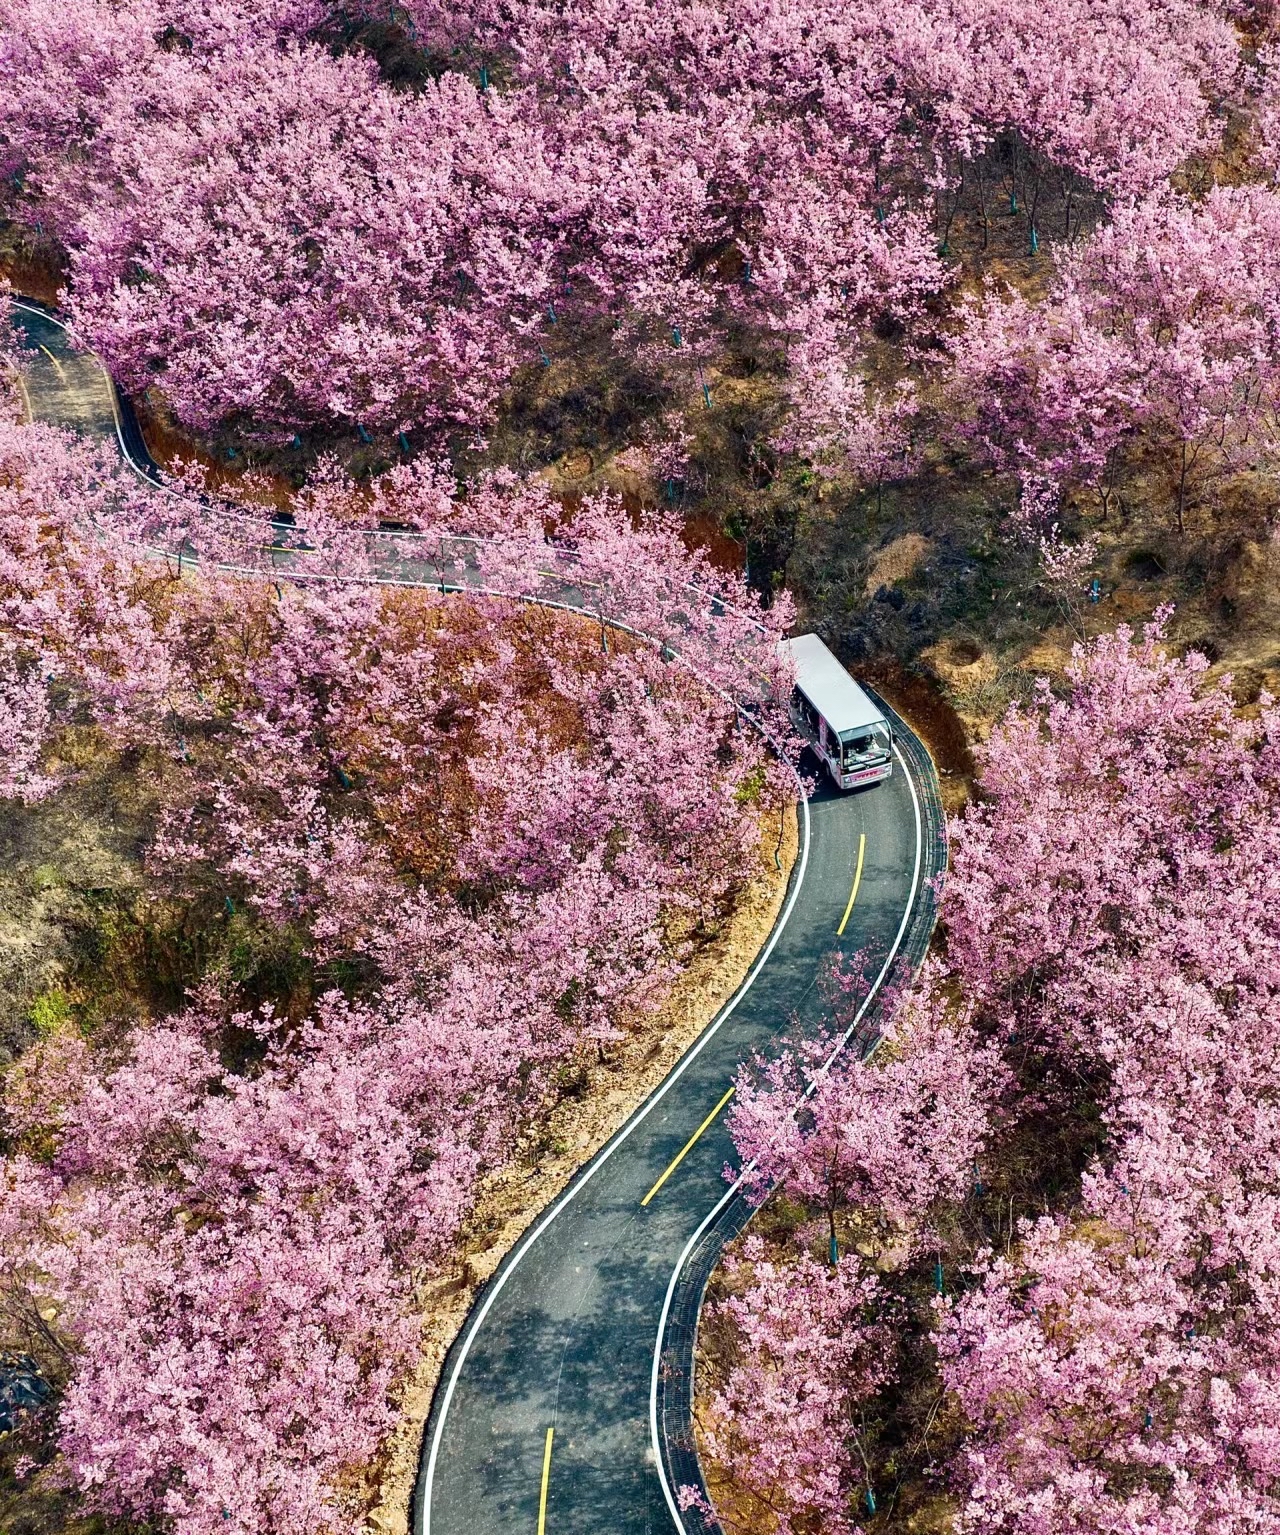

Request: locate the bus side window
(794, 688), (819, 732)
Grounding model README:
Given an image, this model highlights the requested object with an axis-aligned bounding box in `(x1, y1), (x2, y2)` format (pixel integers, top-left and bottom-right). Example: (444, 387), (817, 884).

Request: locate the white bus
(784, 633), (893, 790)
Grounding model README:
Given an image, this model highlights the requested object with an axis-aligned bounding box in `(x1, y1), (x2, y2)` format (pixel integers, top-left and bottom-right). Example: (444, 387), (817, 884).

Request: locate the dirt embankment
(366, 801), (799, 1533)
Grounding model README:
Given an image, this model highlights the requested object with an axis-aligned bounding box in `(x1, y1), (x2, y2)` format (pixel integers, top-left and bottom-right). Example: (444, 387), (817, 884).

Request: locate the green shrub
(29, 989), (71, 1039)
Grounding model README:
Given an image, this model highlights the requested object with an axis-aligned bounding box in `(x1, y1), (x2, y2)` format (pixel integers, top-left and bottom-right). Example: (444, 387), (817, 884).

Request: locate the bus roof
(784, 633), (887, 736)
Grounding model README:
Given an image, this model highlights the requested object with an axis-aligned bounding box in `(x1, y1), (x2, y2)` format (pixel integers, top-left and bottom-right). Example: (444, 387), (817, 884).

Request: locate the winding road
(8, 297), (946, 1535)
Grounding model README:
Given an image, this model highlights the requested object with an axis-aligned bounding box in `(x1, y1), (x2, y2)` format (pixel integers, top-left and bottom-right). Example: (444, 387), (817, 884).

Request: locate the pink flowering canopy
(0, 0), (1255, 455)
(705, 617), (1280, 1533)
(62, 40), (555, 439)
(949, 187), (1280, 523)
(691, 1237), (896, 1535)
(935, 618), (1280, 1534)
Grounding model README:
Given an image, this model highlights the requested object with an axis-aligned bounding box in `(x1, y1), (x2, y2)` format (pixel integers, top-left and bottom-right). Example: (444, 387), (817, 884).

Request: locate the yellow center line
(38, 343), (67, 382)
(641, 1085), (735, 1207)
(537, 1425), (554, 1535)
(836, 833), (867, 937)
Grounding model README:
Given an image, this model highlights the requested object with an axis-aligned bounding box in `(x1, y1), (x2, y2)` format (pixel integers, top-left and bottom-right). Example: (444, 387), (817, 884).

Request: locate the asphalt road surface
(7, 296), (946, 1535)
(419, 752), (943, 1535)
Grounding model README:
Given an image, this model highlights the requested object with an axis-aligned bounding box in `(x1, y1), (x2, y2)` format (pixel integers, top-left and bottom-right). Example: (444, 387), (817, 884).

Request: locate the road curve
(7, 297), (946, 1535)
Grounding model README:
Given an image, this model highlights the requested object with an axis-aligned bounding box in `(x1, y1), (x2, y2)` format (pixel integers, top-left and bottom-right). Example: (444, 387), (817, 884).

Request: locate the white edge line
(6, 297), (842, 1535)
(112, 556), (804, 1529)
(419, 788), (812, 1535)
(139, 522), (899, 1535)
(649, 739), (924, 1535)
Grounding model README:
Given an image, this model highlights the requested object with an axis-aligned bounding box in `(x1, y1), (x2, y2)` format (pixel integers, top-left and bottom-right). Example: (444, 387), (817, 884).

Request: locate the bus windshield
(839, 723), (891, 766)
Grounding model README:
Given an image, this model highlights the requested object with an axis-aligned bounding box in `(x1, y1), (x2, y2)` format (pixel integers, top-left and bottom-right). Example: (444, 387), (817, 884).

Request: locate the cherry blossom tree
(0, 639), (61, 803)
(21, 991), (457, 1535)
(62, 40), (556, 441)
(696, 972), (1005, 1527)
(0, 415), (184, 741)
(934, 618), (1280, 1533)
(729, 983), (1005, 1252)
(951, 188), (1280, 529)
(691, 1239), (895, 1535)
(4, 0), (1248, 460)
(402, 0), (1242, 475)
